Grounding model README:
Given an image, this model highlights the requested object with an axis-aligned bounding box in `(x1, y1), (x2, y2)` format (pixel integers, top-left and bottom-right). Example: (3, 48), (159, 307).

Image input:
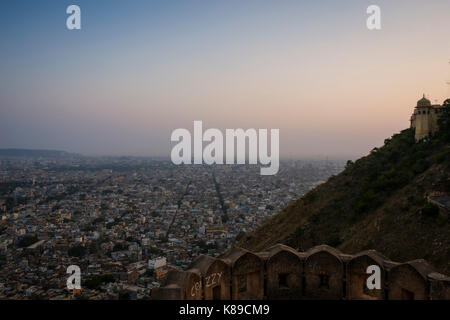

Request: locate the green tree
(421, 203), (440, 218)
(68, 244), (87, 257)
(437, 99), (450, 141)
(221, 214), (229, 223)
(17, 235), (38, 248)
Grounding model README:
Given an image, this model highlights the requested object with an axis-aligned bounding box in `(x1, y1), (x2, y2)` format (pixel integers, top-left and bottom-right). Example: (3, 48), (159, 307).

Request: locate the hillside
(238, 124), (450, 274)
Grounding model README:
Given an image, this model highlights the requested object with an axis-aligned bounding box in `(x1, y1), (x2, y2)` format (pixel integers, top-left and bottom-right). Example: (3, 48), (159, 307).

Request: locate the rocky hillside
(238, 125), (450, 274)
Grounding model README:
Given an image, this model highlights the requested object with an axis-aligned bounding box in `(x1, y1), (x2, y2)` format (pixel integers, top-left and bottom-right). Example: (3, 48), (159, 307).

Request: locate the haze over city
(1, 0), (449, 159)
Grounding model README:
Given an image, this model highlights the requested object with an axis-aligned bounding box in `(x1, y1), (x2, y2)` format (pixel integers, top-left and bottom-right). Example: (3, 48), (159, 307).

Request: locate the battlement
(151, 244), (450, 300)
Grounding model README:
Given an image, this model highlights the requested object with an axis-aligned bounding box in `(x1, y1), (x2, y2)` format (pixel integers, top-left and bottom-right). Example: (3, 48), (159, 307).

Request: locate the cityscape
(1, 0), (449, 311)
(0, 155), (344, 299)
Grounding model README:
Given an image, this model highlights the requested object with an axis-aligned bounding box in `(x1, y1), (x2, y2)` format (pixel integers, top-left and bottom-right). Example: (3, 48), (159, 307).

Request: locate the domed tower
(410, 94), (443, 141)
(417, 95), (431, 108)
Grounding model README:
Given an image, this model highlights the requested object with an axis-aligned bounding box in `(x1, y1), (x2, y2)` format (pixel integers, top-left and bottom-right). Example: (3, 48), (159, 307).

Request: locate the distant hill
(238, 125), (450, 274)
(0, 148), (72, 158)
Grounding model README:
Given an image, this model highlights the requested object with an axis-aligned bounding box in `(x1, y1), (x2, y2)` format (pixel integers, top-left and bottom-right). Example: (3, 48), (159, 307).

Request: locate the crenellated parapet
(151, 244), (450, 300)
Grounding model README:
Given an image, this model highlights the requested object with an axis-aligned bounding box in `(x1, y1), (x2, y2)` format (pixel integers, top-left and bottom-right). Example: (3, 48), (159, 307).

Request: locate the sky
(0, 0), (449, 159)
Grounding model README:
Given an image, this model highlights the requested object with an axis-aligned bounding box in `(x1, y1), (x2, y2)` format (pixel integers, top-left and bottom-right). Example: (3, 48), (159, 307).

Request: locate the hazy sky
(1, 0), (449, 159)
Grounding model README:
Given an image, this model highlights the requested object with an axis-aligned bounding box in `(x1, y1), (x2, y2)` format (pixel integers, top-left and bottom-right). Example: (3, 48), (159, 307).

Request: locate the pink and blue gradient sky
(1, 0), (449, 159)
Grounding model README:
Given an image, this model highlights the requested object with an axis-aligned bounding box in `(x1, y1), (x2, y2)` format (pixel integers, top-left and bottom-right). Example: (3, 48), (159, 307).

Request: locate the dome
(417, 94), (431, 107)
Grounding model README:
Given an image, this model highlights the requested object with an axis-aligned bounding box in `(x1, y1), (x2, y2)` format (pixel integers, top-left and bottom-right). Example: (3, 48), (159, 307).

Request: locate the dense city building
(0, 156), (344, 299)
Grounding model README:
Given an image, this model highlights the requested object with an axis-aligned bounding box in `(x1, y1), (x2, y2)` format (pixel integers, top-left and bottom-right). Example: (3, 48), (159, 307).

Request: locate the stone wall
(151, 244), (450, 300)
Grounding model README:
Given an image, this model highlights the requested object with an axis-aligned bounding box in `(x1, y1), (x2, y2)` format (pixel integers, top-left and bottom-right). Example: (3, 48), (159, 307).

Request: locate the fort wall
(151, 244), (450, 300)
